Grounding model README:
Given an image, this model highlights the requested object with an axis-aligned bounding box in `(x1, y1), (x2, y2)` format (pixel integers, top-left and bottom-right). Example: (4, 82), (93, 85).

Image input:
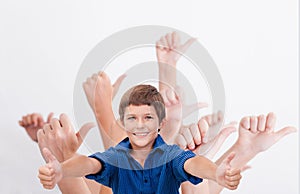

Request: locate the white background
(0, 0), (298, 194)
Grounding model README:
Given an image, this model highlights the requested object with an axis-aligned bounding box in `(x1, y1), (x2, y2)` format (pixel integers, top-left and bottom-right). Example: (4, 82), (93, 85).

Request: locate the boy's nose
(136, 119), (145, 128)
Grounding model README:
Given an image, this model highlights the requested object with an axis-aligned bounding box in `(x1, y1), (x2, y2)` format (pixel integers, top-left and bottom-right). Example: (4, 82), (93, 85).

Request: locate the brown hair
(119, 85), (165, 123)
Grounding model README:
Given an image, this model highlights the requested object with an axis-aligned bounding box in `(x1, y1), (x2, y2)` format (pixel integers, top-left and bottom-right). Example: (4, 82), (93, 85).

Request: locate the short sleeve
(85, 148), (117, 187)
(172, 149), (203, 185)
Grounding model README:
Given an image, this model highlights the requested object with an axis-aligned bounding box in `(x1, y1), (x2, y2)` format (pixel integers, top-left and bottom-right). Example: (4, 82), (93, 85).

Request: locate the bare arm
(156, 32), (207, 143)
(210, 112), (297, 194)
(62, 155), (101, 178)
(38, 148), (101, 190)
(83, 72), (127, 149)
(177, 113), (237, 194)
(184, 155), (217, 181)
(36, 113), (102, 194)
(184, 153), (241, 191)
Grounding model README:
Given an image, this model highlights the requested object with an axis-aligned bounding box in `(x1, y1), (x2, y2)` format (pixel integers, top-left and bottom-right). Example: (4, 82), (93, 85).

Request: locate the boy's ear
(159, 118), (167, 129)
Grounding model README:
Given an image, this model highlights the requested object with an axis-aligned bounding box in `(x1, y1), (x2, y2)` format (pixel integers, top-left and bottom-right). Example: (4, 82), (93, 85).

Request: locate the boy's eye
(145, 116), (153, 120)
(127, 116), (136, 120)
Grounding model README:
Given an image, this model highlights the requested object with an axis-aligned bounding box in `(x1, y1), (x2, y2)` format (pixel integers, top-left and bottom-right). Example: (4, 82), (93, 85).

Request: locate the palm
(165, 101), (182, 122)
(157, 49), (181, 65)
(237, 113), (296, 155)
(156, 32), (196, 65)
(238, 126), (295, 154)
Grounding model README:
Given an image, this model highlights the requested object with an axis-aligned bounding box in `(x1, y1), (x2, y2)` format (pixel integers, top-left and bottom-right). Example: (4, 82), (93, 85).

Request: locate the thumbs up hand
(38, 148), (63, 190)
(216, 152), (242, 190)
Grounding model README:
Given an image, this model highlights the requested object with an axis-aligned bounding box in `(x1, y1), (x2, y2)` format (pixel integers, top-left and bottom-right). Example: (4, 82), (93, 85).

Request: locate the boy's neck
(130, 148), (152, 168)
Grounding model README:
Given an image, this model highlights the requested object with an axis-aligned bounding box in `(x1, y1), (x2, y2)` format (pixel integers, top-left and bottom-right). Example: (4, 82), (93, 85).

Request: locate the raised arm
(216, 112), (296, 167)
(209, 112), (297, 194)
(83, 71), (127, 149)
(156, 31), (196, 92)
(156, 32), (207, 143)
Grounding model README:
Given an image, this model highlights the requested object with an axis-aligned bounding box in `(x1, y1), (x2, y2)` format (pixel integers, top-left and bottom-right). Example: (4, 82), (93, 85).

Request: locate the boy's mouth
(132, 132), (150, 137)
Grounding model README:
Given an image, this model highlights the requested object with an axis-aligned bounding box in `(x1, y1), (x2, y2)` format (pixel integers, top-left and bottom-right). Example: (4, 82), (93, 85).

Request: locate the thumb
(223, 152), (236, 167)
(43, 148), (57, 163)
(46, 112), (54, 123)
(179, 38), (196, 53)
(112, 74), (126, 98)
(183, 102), (208, 118)
(274, 126), (297, 142)
(241, 165), (251, 172)
(210, 123), (237, 143)
(76, 122), (96, 145)
(200, 126), (236, 158)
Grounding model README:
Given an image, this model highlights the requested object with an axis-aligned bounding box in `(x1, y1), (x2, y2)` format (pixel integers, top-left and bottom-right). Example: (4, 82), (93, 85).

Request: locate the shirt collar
(116, 134), (166, 152)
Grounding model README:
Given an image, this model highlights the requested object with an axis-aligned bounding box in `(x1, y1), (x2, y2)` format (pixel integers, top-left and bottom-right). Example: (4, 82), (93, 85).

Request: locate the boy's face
(123, 104), (163, 150)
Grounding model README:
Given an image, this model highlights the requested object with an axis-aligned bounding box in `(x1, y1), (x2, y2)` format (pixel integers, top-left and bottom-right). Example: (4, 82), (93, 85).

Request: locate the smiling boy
(38, 85), (241, 194)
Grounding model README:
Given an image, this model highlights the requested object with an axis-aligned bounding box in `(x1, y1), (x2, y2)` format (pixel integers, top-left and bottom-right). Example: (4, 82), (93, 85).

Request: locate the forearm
(160, 118), (181, 144)
(57, 177), (92, 194)
(62, 155), (101, 178)
(181, 180), (210, 194)
(184, 156), (217, 181)
(94, 105), (127, 149)
(215, 141), (257, 168)
(211, 141), (257, 194)
(158, 61), (177, 91)
(207, 179), (223, 194)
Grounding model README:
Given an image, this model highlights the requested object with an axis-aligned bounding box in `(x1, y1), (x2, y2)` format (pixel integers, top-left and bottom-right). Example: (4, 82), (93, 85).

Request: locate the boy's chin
(130, 135), (157, 149)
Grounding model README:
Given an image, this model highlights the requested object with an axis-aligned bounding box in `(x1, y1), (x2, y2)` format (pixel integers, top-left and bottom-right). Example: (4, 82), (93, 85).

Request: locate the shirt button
(144, 179), (148, 183)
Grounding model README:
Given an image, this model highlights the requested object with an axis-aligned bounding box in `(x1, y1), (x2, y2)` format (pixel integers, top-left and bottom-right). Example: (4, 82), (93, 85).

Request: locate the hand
(209, 112), (296, 194)
(176, 112), (236, 159)
(156, 31), (196, 66)
(19, 112), (53, 142)
(237, 112), (296, 155)
(83, 71), (125, 114)
(37, 113), (95, 162)
(216, 152), (241, 190)
(162, 87), (207, 122)
(38, 148), (63, 190)
(197, 112), (237, 159)
(160, 87), (207, 144)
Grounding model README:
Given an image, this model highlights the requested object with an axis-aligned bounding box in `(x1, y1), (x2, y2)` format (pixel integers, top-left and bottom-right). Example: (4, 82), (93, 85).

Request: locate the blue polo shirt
(86, 135), (202, 194)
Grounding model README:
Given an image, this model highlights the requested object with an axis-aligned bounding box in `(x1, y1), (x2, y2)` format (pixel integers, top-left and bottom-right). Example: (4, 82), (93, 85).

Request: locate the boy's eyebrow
(144, 113), (154, 115)
(125, 113), (136, 116)
(125, 113), (154, 116)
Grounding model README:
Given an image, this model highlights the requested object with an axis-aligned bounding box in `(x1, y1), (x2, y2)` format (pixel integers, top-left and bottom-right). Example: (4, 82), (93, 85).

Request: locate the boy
(38, 84), (242, 194)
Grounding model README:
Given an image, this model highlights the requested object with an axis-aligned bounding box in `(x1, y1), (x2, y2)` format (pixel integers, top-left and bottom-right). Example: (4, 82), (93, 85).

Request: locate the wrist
(94, 105), (113, 117)
(229, 141), (258, 168)
(158, 59), (177, 67)
(235, 139), (259, 156)
(61, 162), (67, 179)
(61, 152), (78, 162)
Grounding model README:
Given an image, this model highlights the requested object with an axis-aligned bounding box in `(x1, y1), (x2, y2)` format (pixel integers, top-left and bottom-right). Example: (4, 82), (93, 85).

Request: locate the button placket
(143, 170), (150, 185)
